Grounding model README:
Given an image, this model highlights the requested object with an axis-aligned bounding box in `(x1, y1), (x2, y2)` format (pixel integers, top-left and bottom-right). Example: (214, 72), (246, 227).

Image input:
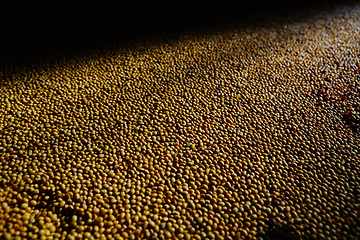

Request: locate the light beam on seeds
(0, 2), (360, 240)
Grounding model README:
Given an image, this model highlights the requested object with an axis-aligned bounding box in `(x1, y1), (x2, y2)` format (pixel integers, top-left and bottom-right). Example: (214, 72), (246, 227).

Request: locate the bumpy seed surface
(1, 2), (360, 240)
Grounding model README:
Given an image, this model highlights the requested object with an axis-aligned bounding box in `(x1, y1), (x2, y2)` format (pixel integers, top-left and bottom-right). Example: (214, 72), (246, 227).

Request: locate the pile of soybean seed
(1, 2), (360, 240)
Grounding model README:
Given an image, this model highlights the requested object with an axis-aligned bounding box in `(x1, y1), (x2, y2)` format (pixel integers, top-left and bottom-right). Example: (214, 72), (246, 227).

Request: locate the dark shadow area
(342, 113), (360, 134)
(0, 0), (338, 64)
(260, 220), (301, 240)
(262, 228), (298, 240)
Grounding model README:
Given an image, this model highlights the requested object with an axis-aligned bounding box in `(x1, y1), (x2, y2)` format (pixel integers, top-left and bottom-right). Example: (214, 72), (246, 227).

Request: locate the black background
(0, 0), (333, 58)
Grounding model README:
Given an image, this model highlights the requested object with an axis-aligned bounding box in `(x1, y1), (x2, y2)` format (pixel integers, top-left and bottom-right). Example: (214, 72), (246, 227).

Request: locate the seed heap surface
(1, 2), (360, 240)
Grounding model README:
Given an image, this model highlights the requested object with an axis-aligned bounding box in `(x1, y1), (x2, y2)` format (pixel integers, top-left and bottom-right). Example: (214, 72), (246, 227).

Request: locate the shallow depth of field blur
(0, 1), (360, 240)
